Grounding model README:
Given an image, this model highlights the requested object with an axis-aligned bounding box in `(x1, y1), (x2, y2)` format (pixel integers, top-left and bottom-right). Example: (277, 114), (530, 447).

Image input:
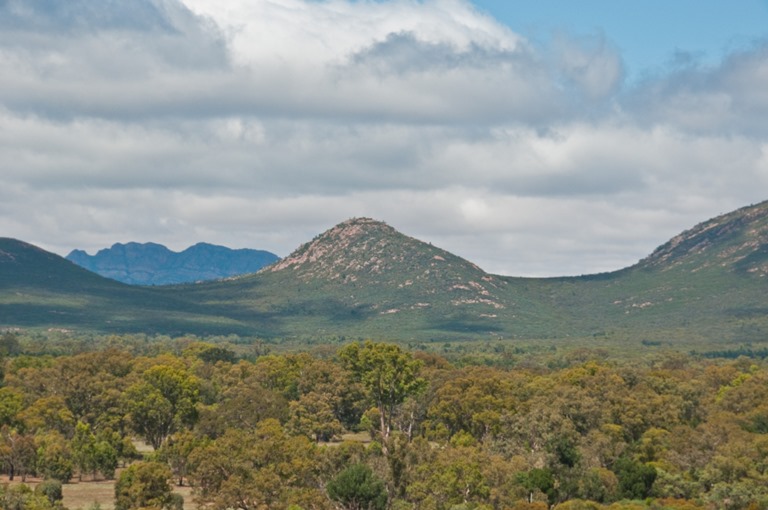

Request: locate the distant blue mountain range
(66, 242), (279, 285)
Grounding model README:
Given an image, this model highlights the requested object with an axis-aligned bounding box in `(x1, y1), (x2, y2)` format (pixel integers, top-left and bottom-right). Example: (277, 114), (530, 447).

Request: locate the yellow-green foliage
(0, 338), (767, 509)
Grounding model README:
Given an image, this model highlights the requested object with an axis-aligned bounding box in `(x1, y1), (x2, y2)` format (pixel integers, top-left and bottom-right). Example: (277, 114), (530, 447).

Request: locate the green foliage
(288, 391), (343, 442)
(35, 479), (63, 504)
(550, 435), (581, 468)
(126, 364), (200, 449)
(518, 468), (556, 505)
(407, 445), (492, 509)
(0, 483), (62, 510)
(190, 418), (328, 509)
(36, 431), (74, 482)
(0, 332), (21, 357)
(613, 456), (657, 500)
(156, 430), (209, 486)
(1, 338), (768, 509)
(114, 461), (175, 510)
(183, 342), (237, 364)
(339, 341), (426, 441)
(327, 463), (388, 510)
(0, 388), (24, 428)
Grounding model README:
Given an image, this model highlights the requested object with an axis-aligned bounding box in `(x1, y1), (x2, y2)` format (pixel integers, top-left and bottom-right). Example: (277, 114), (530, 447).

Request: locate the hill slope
(0, 238), (252, 334)
(178, 217), (558, 339)
(513, 200), (768, 343)
(2, 201), (767, 345)
(67, 242), (278, 285)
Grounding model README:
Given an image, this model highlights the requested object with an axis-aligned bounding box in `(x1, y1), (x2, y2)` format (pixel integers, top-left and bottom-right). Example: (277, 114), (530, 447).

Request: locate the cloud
(0, 0), (766, 276)
(625, 41), (768, 135)
(552, 31), (625, 101)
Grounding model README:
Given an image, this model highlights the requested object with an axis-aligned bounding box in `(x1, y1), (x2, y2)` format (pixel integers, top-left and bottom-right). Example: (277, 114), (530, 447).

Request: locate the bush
(114, 461), (174, 510)
(35, 479), (63, 504)
(327, 464), (387, 510)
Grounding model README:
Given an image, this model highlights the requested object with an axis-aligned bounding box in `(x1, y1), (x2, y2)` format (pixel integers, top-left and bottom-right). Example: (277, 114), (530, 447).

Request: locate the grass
(0, 472), (197, 510)
(62, 478), (118, 510)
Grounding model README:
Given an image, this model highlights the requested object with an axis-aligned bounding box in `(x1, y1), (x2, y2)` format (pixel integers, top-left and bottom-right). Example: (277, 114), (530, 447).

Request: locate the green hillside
(0, 238), (249, 335)
(174, 218), (561, 340)
(1, 201), (767, 346)
(507, 200), (768, 344)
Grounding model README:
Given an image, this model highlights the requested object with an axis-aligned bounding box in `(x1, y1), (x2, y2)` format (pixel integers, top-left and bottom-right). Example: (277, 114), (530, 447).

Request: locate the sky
(1, 0), (767, 277)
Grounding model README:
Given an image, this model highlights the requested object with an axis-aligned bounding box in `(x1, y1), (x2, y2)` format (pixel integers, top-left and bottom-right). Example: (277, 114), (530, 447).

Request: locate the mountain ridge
(2, 200), (767, 343)
(637, 201), (768, 275)
(67, 241), (279, 285)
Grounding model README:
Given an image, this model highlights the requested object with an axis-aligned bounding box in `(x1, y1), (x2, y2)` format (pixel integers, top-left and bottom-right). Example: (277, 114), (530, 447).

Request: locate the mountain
(66, 242), (279, 285)
(2, 201), (767, 345)
(518, 200), (768, 342)
(638, 201), (768, 275)
(179, 217), (553, 339)
(0, 238), (253, 334)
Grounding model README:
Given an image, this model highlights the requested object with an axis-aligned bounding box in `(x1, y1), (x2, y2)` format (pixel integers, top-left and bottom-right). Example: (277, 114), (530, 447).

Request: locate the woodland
(0, 332), (767, 510)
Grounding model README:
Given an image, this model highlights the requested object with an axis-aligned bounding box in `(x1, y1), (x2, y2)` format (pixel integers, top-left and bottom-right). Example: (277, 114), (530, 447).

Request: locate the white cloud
(0, 0), (766, 276)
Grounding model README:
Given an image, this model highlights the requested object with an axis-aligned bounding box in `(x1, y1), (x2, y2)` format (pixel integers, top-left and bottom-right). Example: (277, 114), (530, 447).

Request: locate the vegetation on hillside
(2, 202), (768, 343)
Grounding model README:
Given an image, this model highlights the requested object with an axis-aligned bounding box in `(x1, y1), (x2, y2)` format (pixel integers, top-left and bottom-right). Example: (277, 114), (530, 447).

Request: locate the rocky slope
(263, 217), (509, 313)
(638, 201), (768, 276)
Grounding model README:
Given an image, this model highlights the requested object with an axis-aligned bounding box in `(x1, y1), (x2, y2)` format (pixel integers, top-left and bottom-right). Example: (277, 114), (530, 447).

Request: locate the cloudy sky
(2, 0), (767, 277)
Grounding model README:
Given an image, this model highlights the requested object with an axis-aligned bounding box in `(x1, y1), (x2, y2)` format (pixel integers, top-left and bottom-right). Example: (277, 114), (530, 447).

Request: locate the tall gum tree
(338, 341), (426, 449)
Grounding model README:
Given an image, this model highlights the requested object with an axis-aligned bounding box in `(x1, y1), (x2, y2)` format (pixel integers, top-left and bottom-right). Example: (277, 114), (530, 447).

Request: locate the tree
(0, 483), (61, 510)
(613, 456), (657, 500)
(190, 419), (329, 510)
(125, 365), (200, 449)
(114, 461), (179, 510)
(517, 468), (555, 505)
(53, 349), (134, 430)
(0, 388), (23, 429)
(0, 427), (37, 481)
(71, 421), (97, 481)
(70, 421), (117, 481)
(406, 446), (492, 509)
(92, 439), (118, 480)
(288, 392), (343, 442)
(327, 464), (387, 510)
(426, 367), (513, 442)
(18, 396), (75, 436)
(35, 431), (74, 482)
(338, 342), (426, 445)
(0, 332), (20, 357)
(156, 430), (208, 486)
(197, 379), (287, 438)
(35, 479), (63, 506)
(183, 342), (237, 364)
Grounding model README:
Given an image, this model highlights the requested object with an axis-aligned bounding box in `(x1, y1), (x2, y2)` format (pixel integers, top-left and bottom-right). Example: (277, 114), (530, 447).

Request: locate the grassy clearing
(0, 472), (196, 510)
(62, 479), (116, 510)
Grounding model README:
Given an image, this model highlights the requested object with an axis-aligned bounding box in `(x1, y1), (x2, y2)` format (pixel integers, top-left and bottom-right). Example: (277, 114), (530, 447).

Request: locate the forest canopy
(0, 332), (767, 509)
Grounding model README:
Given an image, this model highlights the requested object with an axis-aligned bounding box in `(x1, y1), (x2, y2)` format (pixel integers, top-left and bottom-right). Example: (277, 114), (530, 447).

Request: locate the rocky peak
(267, 218), (397, 275)
(264, 218), (508, 313)
(639, 200), (768, 275)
